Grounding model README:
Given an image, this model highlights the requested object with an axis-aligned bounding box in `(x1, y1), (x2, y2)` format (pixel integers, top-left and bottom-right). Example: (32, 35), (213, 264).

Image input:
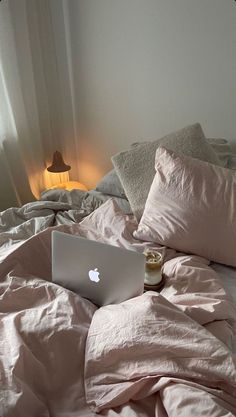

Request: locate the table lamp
(46, 151), (87, 191)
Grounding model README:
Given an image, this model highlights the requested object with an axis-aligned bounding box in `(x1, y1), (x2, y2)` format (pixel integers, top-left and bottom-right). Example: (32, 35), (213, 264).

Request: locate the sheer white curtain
(0, 0), (79, 209)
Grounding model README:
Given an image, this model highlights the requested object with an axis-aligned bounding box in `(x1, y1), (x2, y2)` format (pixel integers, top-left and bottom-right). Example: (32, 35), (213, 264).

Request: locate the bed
(1, 122), (236, 416)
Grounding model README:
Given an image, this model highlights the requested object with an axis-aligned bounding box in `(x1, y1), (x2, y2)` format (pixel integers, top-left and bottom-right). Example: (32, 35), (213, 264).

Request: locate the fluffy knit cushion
(112, 123), (220, 221)
(134, 147), (236, 267)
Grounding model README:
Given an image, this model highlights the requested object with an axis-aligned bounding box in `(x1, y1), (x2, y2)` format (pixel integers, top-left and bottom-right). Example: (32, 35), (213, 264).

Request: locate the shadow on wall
(0, 149), (19, 211)
(0, 140), (35, 212)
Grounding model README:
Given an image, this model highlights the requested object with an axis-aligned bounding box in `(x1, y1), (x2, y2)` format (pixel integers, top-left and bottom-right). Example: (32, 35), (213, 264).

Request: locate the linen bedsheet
(0, 199), (236, 416)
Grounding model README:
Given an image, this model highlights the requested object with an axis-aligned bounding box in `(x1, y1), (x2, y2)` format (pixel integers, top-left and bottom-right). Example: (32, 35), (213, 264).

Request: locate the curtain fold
(0, 0), (79, 209)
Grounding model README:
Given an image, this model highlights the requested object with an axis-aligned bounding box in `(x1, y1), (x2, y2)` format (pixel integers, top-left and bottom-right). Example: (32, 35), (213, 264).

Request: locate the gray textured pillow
(131, 138), (233, 167)
(112, 123), (220, 221)
(95, 169), (126, 198)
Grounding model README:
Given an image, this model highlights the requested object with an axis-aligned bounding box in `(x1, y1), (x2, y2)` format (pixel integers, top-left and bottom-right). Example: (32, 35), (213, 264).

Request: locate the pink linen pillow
(134, 147), (236, 267)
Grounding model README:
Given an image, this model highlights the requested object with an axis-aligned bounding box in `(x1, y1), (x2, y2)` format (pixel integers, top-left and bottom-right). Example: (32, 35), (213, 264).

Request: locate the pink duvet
(0, 199), (236, 416)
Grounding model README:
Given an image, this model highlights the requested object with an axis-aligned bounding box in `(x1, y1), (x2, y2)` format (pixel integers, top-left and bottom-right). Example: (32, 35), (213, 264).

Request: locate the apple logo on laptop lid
(88, 268), (100, 283)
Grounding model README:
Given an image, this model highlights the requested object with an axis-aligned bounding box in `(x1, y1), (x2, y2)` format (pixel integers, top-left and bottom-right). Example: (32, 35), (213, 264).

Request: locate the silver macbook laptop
(52, 230), (145, 306)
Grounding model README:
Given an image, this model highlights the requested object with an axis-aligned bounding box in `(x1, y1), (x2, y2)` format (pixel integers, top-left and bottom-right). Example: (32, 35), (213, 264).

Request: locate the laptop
(52, 230), (145, 306)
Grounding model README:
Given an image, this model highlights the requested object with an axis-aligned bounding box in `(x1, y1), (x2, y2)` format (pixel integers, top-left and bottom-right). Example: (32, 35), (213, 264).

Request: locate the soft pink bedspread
(0, 199), (236, 416)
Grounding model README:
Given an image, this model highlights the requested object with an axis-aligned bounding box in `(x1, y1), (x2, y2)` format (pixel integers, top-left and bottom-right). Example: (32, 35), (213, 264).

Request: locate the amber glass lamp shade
(47, 151), (71, 173)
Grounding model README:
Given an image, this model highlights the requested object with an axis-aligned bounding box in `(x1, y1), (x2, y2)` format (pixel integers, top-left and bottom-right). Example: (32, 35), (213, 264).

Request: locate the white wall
(68, 0), (236, 188)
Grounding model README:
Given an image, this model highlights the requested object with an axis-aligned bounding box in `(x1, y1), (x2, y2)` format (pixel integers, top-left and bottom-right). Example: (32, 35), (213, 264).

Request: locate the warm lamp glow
(44, 151), (88, 192)
(43, 169), (70, 190)
(49, 181), (88, 191)
(78, 161), (104, 190)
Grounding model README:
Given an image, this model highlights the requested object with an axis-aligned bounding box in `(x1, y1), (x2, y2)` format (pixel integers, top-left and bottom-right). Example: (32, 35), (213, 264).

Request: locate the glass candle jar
(144, 249), (163, 285)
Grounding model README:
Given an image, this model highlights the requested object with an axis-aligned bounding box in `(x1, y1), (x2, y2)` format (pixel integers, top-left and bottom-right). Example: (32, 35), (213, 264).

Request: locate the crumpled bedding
(0, 189), (130, 262)
(41, 188), (132, 216)
(0, 199), (236, 416)
(85, 292), (236, 415)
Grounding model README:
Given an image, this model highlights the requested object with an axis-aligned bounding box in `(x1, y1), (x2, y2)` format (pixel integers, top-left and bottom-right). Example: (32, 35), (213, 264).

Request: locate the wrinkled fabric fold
(0, 199), (235, 416)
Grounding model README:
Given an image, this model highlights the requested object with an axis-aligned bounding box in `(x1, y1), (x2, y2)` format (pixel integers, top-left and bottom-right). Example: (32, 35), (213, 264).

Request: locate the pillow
(95, 140), (147, 199)
(207, 138), (233, 167)
(112, 123), (220, 221)
(128, 138), (232, 167)
(228, 155), (236, 170)
(95, 142), (145, 199)
(96, 135), (230, 203)
(95, 169), (126, 199)
(134, 146), (236, 267)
